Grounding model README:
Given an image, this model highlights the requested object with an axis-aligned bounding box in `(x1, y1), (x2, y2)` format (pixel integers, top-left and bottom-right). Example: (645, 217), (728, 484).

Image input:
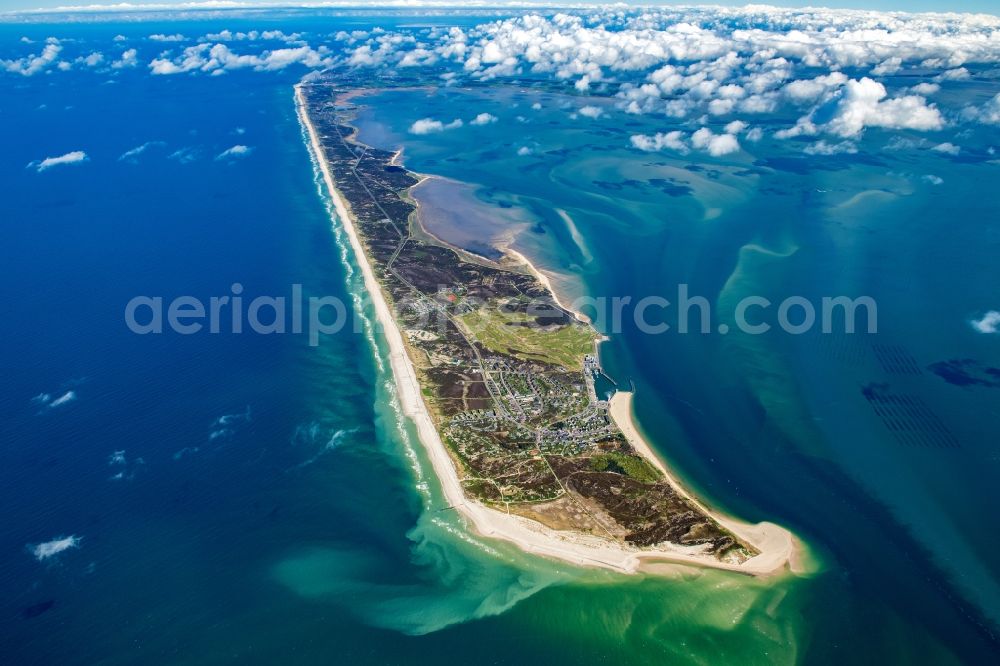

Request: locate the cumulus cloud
(112, 48), (138, 69)
(149, 43), (334, 75)
(871, 57), (902, 76)
(783, 72), (848, 104)
(932, 142), (960, 155)
(936, 67), (971, 81)
(691, 127), (741, 156)
(410, 118), (444, 134)
(470, 112), (497, 125)
(966, 93), (1000, 125)
(632, 126), (741, 157)
(149, 34), (186, 42)
(2, 40), (62, 76)
(804, 140), (858, 155)
(910, 82), (940, 96)
(630, 131), (689, 154)
(201, 30), (302, 43)
(578, 105), (603, 119)
(724, 120), (747, 135)
(822, 78), (944, 138)
(324, 7), (1000, 144)
(28, 151), (88, 173)
(408, 117), (462, 134)
(30, 535), (81, 561)
(215, 144), (252, 160)
(971, 311), (1000, 334)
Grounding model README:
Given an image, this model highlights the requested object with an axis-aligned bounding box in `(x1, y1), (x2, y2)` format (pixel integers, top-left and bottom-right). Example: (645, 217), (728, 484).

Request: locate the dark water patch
(648, 178), (692, 197)
(592, 179), (648, 192)
(928, 359), (1000, 388)
(21, 600), (55, 619)
(683, 163), (723, 179)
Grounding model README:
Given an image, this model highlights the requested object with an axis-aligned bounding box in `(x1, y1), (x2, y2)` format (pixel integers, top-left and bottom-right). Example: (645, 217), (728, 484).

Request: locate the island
(296, 76), (796, 576)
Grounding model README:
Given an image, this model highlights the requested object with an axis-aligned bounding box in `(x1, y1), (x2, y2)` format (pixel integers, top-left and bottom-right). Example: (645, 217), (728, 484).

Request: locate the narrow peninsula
(296, 77), (796, 576)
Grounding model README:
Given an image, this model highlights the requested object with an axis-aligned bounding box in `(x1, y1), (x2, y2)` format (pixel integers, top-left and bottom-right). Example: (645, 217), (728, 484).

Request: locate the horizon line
(4, 1), (1000, 20)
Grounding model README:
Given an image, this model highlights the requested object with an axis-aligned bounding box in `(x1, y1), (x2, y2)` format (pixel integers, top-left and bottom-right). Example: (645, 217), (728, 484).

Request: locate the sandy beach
(296, 84), (799, 577)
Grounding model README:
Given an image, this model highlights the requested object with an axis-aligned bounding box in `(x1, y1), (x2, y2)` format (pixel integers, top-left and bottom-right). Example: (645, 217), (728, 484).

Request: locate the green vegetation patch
(458, 304), (595, 370)
(589, 452), (661, 484)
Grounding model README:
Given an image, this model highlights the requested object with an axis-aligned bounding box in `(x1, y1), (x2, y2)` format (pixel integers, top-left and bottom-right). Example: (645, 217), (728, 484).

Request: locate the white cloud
(216, 144), (252, 160)
(871, 57), (902, 76)
(29, 151), (87, 173)
(910, 82), (940, 96)
(967, 93), (1000, 125)
(30, 535), (81, 561)
(804, 140), (858, 155)
(112, 48), (138, 69)
(470, 112), (497, 125)
(578, 105), (603, 119)
(724, 120), (747, 135)
(149, 43), (334, 75)
(936, 67), (971, 81)
(971, 311), (1000, 334)
(932, 142), (960, 155)
(2, 41), (62, 76)
(707, 98), (734, 116)
(782, 72), (848, 104)
(922, 174), (944, 185)
(201, 30), (302, 43)
(691, 127), (741, 156)
(149, 34), (186, 43)
(630, 131), (689, 154)
(119, 141), (165, 162)
(168, 147), (199, 164)
(824, 78), (944, 137)
(517, 146), (533, 156)
(328, 8), (1000, 137)
(409, 118), (443, 134)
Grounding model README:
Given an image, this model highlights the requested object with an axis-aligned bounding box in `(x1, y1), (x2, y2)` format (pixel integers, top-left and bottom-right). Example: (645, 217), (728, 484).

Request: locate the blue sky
(1, 1), (998, 17)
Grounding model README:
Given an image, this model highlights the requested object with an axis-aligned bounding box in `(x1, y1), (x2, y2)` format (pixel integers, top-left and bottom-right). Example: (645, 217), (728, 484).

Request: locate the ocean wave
(212, 405), (251, 428)
(290, 423), (358, 469)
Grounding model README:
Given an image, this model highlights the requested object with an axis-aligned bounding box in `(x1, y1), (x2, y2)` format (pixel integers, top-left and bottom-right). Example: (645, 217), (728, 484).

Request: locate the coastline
(608, 392), (801, 575)
(296, 84), (799, 577)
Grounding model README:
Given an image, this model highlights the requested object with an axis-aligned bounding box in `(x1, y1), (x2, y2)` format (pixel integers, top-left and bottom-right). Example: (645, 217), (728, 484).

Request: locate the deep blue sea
(1, 13), (999, 665)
